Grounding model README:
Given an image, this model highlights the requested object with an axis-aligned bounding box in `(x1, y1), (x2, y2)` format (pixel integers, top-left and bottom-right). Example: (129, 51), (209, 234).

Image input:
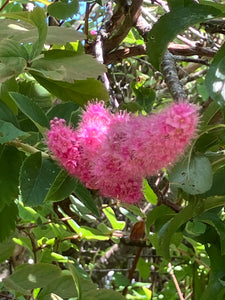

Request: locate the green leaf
(0, 98), (18, 126)
(0, 38), (28, 59)
(79, 226), (109, 240)
(0, 120), (26, 144)
(158, 196), (225, 259)
(46, 27), (85, 45)
(131, 83), (155, 113)
(31, 73), (109, 105)
(0, 202), (18, 241)
(83, 288), (126, 300)
(147, 3), (221, 69)
(146, 205), (175, 236)
(103, 207), (125, 230)
(73, 180), (100, 217)
(45, 170), (77, 202)
(30, 50), (105, 82)
(196, 210), (225, 255)
(29, 8), (48, 59)
(68, 262), (96, 300)
(3, 263), (62, 291)
(2, 8), (48, 59)
(142, 179), (157, 204)
(9, 92), (49, 129)
(47, 0), (79, 19)
(200, 244), (225, 300)
(47, 102), (80, 123)
(0, 145), (23, 210)
(137, 257), (150, 280)
(0, 237), (15, 263)
(205, 41), (225, 109)
(0, 57), (26, 83)
(37, 271), (78, 300)
(0, 78), (19, 114)
(169, 154), (213, 195)
(20, 152), (61, 206)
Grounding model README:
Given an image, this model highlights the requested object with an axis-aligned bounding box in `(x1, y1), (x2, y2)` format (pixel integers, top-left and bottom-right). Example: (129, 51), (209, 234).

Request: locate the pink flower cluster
(46, 101), (199, 204)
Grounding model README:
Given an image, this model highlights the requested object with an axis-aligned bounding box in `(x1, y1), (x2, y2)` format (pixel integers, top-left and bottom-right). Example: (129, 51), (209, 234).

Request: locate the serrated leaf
(31, 74), (109, 105)
(3, 263), (61, 291)
(20, 152), (61, 206)
(30, 50), (105, 82)
(147, 3), (221, 69)
(9, 92), (49, 129)
(47, 0), (79, 19)
(103, 207), (125, 230)
(0, 145), (23, 210)
(0, 202), (18, 241)
(0, 120), (26, 144)
(169, 154), (213, 195)
(45, 170), (77, 202)
(205, 41), (225, 109)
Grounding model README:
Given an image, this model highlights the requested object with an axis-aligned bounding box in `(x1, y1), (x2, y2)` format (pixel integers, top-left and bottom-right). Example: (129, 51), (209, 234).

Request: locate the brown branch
(103, 0), (143, 53)
(0, 0), (9, 12)
(84, 2), (90, 36)
(168, 43), (216, 58)
(161, 50), (187, 100)
(104, 44), (146, 64)
(168, 262), (185, 300)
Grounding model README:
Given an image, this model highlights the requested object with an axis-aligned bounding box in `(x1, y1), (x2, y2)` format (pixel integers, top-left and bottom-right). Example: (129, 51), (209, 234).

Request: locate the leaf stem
(8, 140), (50, 158)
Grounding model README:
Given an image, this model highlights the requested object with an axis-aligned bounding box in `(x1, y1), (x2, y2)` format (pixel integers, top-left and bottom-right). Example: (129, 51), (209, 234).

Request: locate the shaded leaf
(20, 152), (61, 206)
(47, 102), (80, 123)
(38, 271), (78, 300)
(0, 145), (23, 210)
(0, 202), (18, 242)
(0, 120), (26, 144)
(48, 0), (79, 19)
(0, 98), (18, 126)
(9, 92), (49, 129)
(3, 263), (61, 291)
(45, 170), (77, 202)
(0, 57), (26, 83)
(73, 180), (100, 217)
(169, 154), (213, 195)
(0, 237), (15, 263)
(147, 3), (221, 69)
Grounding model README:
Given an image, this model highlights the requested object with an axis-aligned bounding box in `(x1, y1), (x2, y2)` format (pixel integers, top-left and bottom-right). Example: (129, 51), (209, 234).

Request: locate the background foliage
(1, 0), (225, 299)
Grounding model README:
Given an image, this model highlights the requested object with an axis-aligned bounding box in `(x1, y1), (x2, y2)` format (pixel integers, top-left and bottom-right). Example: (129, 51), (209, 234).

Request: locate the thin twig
(0, 0), (9, 12)
(168, 262), (185, 300)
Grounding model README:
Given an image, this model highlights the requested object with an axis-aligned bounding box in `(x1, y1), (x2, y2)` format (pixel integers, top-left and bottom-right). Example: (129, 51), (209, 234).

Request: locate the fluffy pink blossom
(47, 117), (80, 176)
(46, 101), (199, 204)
